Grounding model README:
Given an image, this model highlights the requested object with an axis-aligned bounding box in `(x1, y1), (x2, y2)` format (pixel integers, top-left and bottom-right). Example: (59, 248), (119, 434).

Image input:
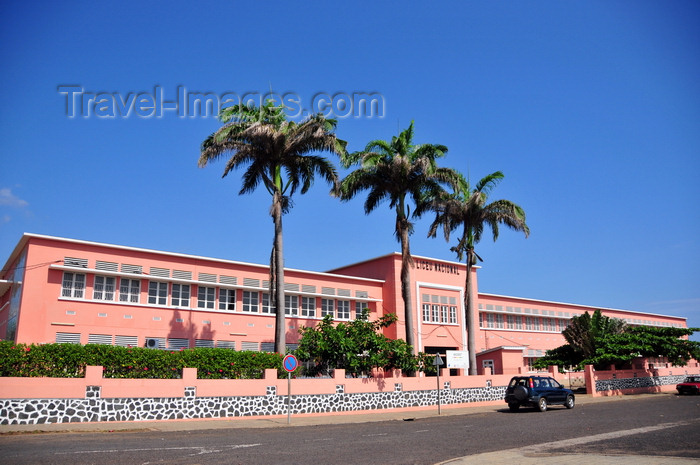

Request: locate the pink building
(0, 233), (689, 374)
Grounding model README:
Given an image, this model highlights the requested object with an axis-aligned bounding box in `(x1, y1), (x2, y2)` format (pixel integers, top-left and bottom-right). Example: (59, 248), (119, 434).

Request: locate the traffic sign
(283, 354), (299, 373)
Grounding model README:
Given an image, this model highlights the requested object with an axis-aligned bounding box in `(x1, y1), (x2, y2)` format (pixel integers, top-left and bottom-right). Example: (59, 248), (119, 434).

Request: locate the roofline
(327, 251), (480, 272)
(479, 292), (687, 322)
(4, 233), (385, 284)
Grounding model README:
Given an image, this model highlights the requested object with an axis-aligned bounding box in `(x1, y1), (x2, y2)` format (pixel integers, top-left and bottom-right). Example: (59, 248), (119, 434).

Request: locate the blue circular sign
(283, 354), (299, 373)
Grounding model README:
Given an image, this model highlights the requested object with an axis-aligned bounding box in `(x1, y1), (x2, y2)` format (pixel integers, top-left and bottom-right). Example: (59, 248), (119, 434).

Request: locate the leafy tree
(199, 101), (346, 353)
(425, 171), (529, 374)
(337, 122), (460, 353)
(295, 310), (419, 377)
(535, 309), (700, 370)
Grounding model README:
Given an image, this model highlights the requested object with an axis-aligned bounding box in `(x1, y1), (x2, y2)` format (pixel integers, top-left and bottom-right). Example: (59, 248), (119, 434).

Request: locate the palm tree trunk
(399, 225), (416, 355)
(465, 248), (477, 375)
(272, 196), (286, 354)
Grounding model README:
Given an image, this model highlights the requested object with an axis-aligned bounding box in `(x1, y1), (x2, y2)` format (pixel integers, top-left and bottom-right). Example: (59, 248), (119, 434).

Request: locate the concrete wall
(584, 362), (700, 396)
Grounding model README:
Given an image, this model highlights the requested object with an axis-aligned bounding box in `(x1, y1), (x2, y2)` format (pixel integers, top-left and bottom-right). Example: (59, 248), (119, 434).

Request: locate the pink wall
(0, 366), (513, 401)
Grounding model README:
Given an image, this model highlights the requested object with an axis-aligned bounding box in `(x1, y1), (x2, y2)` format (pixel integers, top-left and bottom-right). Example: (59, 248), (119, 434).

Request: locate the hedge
(0, 341), (285, 379)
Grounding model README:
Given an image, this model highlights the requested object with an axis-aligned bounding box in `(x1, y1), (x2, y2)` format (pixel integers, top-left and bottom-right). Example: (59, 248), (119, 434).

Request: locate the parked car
(504, 375), (575, 412)
(676, 376), (700, 395)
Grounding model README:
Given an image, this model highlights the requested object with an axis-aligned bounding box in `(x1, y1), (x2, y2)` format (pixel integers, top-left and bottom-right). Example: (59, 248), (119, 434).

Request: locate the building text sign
(446, 350), (469, 369)
(415, 259), (460, 275)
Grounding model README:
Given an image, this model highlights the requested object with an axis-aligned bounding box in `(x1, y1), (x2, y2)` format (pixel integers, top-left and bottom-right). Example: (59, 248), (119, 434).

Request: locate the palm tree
(199, 101), (346, 353)
(426, 171), (529, 374)
(338, 122), (460, 353)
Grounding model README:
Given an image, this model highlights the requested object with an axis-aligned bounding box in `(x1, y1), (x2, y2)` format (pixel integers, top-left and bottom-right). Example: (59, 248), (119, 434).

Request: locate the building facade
(0, 234), (689, 374)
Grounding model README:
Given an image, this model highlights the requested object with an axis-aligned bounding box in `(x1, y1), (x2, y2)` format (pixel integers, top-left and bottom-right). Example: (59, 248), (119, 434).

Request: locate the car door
(546, 377), (566, 403)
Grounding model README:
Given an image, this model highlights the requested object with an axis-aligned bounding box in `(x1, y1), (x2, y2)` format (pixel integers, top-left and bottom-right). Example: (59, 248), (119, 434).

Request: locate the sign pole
(287, 371), (291, 425)
(433, 354), (444, 415)
(282, 354), (298, 425)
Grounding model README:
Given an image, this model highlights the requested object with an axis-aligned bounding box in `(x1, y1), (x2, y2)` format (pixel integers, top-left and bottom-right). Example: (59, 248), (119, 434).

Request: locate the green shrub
(0, 341), (285, 379)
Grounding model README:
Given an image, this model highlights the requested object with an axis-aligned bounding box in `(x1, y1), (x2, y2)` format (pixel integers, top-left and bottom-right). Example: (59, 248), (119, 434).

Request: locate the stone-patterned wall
(595, 374), (686, 393)
(0, 384), (507, 425)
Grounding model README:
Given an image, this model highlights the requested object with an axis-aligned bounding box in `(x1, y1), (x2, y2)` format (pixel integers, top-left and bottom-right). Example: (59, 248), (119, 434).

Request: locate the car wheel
(508, 403), (520, 412)
(565, 395), (575, 409)
(513, 385), (528, 401)
(537, 397), (548, 412)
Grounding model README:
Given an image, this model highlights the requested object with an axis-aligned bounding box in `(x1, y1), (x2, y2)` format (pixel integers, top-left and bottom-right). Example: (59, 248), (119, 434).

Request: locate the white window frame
(337, 300), (350, 320)
(243, 290), (259, 313)
(119, 278), (140, 303)
(147, 281), (167, 305)
(94, 275), (116, 301)
(219, 288), (236, 311)
(301, 296), (316, 317)
(449, 306), (457, 324)
(285, 295), (299, 316)
(321, 298), (334, 317)
(171, 283), (190, 307)
(355, 301), (366, 319)
(261, 292), (273, 313)
(61, 272), (85, 298)
(197, 285), (216, 309)
(441, 305), (448, 323)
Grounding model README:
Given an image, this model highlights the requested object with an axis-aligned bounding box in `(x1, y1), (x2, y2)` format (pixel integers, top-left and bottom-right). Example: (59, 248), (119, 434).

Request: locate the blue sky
(1, 1), (699, 338)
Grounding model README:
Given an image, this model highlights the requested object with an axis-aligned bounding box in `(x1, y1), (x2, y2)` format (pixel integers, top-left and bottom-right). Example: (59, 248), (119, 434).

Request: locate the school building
(0, 233), (689, 374)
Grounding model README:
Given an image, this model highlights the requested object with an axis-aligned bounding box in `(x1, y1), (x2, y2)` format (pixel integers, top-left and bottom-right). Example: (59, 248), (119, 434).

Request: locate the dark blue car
(504, 376), (575, 412)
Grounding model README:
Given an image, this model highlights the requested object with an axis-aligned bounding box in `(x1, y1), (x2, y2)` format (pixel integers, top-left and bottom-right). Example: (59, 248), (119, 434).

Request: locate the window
(321, 298), (334, 317)
(495, 314), (504, 329)
(94, 276), (116, 301)
(61, 272), (85, 298)
(515, 315), (523, 330)
(449, 306), (457, 324)
(507, 314), (515, 330)
(171, 283), (190, 307)
(219, 288), (236, 311)
(432, 305), (439, 322)
(525, 316), (533, 331)
(261, 292), (273, 313)
(533, 317), (541, 331)
(285, 295), (299, 316)
(243, 290), (259, 312)
(301, 296), (316, 317)
(355, 301), (367, 319)
(337, 300), (350, 319)
(441, 305), (448, 323)
(147, 281), (167, 305)
(422, 304), (431, 322)
(486, 313), (495, 329)
(119, 278), (140, 303)
(197, 286), (215, 309)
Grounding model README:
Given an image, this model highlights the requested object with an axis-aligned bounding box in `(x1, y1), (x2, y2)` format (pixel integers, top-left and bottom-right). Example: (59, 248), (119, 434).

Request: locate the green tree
(199, 101), (346, 353)
(426, 171), (529, 374)
(295, 310), (418, 377)
(338, 122), (460, 353)
(562, 310), (627, 360)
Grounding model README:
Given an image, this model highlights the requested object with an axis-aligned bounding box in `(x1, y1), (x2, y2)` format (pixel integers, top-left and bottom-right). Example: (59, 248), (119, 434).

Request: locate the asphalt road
(1, 394), (699, 465)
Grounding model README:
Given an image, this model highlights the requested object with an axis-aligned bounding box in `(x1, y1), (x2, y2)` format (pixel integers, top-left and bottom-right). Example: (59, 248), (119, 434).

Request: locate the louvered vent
(198, 273), (217, 283)
(355, 290), (368, 298)
(121, 264), (143, 274)
(240, 341), (259, 352)
(172, 270), (192, 280)
(284, 283), (299, 292)
(219, 275), (237, 285)
(149, 267), (170, 277)
(195, 339), (215, 348)
(260, 342), (275, 352)
(115, 335), (138, 347)
(95, 261), (118, 272)
(262, 280), (270, 288)
(64, 257), (88, 268)
(55, 332), (81, 344)
(243, 278), (260, 287)
(285, 343), (299, 351)
(321, 287), (335, 295)
(422, 294), (430, 302)
(449, 297), (457, 305)
(88, 334), (113, 345)
(216, 340), (236, 350)
(168, 338), (189, 350)
(302, 284), (316, 293)
(440, 296), (448, 304)
(338, 288), (351, 297)
(431, 295), (439, 303)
